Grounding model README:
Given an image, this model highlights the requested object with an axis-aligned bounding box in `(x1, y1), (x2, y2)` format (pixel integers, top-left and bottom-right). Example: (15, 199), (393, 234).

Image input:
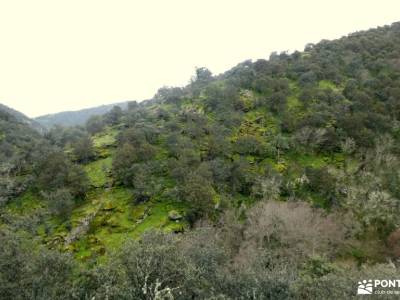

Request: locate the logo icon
(358, 280), (373, 295)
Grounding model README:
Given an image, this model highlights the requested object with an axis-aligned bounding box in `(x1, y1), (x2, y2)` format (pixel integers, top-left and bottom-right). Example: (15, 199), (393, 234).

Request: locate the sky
(0, 1), (399, 118)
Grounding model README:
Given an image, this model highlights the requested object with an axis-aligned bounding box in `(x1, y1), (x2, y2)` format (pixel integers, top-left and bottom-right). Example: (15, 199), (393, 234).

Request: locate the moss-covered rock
(168, 210), (183, 221)
(103, 202), (116, 211)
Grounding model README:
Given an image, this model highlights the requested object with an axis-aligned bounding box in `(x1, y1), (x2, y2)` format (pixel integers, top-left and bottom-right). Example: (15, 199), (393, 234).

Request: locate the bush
(41, 188), (74, 218)
(235, 135), (265, 156)
(72, 135), (95, 163)
(0, 228), (75, 300)
(85, 115), (105, 135)
(244, 201), (348, 258)
(35, 152), (89, 198)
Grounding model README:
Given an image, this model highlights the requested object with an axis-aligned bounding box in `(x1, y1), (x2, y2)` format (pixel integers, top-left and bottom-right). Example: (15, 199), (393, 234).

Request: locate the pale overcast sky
(0, 0), (399, 117)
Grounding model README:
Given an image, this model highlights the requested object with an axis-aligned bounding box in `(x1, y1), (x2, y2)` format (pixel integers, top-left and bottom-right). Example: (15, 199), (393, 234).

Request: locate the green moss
(318, 80), (342, 92)
(273, 160), (288, 173)
(73, 237), (94, 260)
(60, 188), (131, 257)
(164, 222), (185, 233)
(69, 191), (102, 225)
(7, 191), (43, 214)
(131, 201), (187, 238)
(93, 127), (118, 149)
(154, 147), (170, 161)
(231, 110), (278, 143)
(96, 147), (112, 159)
(285, 152), (328, 168)
(287, 95), (301, 110)
(58, 183), (190, 259)
(84, 157), (112, 188)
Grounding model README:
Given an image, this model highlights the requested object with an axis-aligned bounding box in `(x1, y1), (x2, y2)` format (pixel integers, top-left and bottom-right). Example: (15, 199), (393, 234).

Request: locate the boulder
(168, 210), (183, 221)
(103, 202), (115, 211)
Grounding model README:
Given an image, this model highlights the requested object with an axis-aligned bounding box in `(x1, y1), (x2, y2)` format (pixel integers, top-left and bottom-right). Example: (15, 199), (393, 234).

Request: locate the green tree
(105, 106), (123, 125)
(41, 188), (74, 218)
(72, 134), (95, 163)
(35, 152), (89, 198)
(85, 115), (105, 135)
(179, 172), (215, 216)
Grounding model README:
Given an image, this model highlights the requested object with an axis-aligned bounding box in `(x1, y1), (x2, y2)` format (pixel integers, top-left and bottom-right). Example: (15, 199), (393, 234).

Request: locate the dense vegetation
(0, 103), (44, 132)
(1, 22), (400, 299)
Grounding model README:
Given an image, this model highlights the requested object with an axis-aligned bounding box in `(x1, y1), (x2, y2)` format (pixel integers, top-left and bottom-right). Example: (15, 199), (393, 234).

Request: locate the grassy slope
(68, 129), (189, 259)
(62, 128), (187, 261)
(4, 127), (188, 262)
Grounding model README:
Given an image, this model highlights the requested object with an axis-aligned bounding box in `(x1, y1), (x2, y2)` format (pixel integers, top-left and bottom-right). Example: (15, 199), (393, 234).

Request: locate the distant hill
(34, 102), (129, 128)
(0, 103), (44, 132)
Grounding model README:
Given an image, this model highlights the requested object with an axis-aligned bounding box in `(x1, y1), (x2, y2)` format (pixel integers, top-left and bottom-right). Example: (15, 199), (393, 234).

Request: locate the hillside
(35, 101), (129, 128)
(0, 103), (44, 132)
(1, 22), (400, 299)
(0, 105), (46, 206)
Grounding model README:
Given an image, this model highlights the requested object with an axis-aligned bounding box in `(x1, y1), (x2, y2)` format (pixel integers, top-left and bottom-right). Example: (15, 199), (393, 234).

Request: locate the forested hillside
(1, 23), (400, 299)
(0, 106), (47, 206)
(0, 103), (44, 132)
